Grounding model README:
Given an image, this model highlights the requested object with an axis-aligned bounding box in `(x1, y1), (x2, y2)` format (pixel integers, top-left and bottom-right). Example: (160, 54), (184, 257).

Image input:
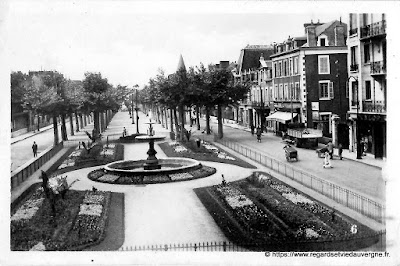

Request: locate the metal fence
(216, 138), (385, 224)
(11, 142), (64, 189)
(118, 230), (385, 252)
(119, 241), (248, 252)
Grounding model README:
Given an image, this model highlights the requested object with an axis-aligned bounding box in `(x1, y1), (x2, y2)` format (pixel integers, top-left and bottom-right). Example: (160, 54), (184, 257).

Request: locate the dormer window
(318, 35), (328, 47)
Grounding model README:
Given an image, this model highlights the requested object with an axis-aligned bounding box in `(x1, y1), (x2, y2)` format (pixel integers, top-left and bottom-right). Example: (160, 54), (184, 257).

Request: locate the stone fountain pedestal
(143, 138), (161, 170)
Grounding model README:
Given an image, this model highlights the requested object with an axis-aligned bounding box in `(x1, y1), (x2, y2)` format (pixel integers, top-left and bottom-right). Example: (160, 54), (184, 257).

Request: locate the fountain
(100, 113), (212, 184)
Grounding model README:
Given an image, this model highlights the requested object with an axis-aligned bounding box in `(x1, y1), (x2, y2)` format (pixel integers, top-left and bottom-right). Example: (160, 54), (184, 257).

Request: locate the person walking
(256, 126), (262, 143)
(338, 143), (343, 160)
(123, 127), (127, 137)
(32, 141), (38, 157)
(327, 141), (334, 159)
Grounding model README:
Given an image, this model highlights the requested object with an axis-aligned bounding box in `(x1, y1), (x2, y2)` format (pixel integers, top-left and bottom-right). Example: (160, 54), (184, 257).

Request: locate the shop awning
(265, 111), (297, 123)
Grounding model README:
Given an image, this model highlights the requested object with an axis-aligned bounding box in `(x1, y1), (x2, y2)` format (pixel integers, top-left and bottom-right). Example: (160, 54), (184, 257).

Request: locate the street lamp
(348, 76), (362, 159)
(131, 91), (135, 124)
(135, 87), (139, 134)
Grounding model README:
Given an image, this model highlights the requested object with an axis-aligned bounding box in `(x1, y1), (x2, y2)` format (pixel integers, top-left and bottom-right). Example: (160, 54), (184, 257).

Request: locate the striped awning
(265, 111), (297, 123)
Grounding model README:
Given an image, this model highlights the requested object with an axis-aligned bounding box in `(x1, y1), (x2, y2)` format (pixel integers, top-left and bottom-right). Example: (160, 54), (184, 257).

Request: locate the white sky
(1, 1), (354, 87)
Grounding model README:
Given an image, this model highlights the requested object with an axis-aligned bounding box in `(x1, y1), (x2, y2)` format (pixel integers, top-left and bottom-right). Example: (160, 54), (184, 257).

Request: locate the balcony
(362, 100), (386, 114)
(370, 61), (386, 76)
(360, 20), (386, 40)
(350, 64), (359, 72)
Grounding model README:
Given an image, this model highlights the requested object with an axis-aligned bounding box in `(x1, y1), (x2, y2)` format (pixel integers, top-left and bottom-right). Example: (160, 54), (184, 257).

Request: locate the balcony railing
(370, 61), (386, 75)
(349, 28), (358, 36)
(362, 101), (386, 113)
(360, 20), (386, 39)
(350, 64), (359, 72)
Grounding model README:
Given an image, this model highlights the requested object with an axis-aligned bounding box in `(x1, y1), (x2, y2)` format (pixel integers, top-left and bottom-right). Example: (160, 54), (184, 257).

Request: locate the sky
(1, 1), (353, 88)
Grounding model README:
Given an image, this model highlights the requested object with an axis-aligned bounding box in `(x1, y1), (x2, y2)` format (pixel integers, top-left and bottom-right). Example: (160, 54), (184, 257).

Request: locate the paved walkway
(11, 111), (387, 250)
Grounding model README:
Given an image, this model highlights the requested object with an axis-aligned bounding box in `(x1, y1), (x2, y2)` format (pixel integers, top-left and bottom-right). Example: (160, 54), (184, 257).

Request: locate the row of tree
(11, 71), (129, 145)
(140, 63), (250, 140)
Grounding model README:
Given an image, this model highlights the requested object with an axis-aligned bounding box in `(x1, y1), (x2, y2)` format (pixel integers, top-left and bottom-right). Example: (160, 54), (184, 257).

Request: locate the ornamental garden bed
(195, 171), (380, 251)
(158, 140), (256, 169)
(53, 142), (124, 174)
(11, 183), (113, 251)
(87, 165), (217, 185)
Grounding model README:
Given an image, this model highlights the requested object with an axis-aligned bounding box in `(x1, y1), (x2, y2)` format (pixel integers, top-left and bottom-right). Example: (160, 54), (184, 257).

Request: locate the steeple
(176, 54), (186, 72)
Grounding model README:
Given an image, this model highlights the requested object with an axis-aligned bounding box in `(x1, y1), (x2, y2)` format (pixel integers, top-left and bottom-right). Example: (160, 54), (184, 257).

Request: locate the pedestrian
(323, 151), (332, 168)
(41, 170), (49, 198)
(256, 126), (262, 143)
(327, 141), (334, 159)
(32, 141), (38, 157)
(221, 174), (226, 186)
(338, 143), (343, 160)
(123, 127), (127, 137)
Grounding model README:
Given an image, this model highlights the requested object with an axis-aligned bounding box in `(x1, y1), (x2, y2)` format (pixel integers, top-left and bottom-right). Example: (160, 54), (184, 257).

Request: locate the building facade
(268, 20), (349, 146)
(232, 45), (275, 129)
(347, 13), (386, 158)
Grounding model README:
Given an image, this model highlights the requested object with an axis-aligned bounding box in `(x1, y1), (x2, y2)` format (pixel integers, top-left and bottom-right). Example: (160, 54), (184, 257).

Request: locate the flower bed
(87, 165), (216, 184)
(196, 173), (379, 250)
(11, 187), (111, 251)
(158, 141), (256, 169)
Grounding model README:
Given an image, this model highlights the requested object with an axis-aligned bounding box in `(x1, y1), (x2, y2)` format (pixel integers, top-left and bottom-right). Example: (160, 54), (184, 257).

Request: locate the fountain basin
(135, 135), (166, 142)
(103, 157), (201, 176)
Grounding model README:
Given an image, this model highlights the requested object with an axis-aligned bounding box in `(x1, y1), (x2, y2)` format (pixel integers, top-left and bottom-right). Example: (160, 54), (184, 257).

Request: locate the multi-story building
(347, 13), (386, 158)
(232, 44), (275, 128)
(267, 19), (349, 147)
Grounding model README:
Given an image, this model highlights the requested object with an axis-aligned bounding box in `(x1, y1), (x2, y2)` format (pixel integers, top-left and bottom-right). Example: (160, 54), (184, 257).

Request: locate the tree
(11, 71), (28, 116)
(82, 72), (110, 138)
(207, 65), (249, 139)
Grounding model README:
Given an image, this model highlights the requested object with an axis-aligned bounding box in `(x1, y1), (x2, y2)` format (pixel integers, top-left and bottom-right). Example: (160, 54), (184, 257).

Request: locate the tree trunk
(69, 113), (74, 136)
(173, 108), (179, 139)
(52, 115), (59, 146)
(75, 112), (80, 132)
(93, 111), (100, 138)
(61, 114), (68, 141)
(164, 107), (168, 129)
(205, 107), (211, 134)
(36, 113), (40, 132)
(179, 104), (185, 141)
(217, 104), (223, 139)
(196, 105), (200, 130)
(169, 108), (173, 133)
(100, 111), (105, 132)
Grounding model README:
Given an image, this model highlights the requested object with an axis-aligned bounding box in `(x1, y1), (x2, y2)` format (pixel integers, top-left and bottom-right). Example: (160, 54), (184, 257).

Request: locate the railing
(360, 20), (386, 39)
(216, 138), (385, 223)
(11, 142), (64, 190)
(118, 230), (386, 251)
(362, 101), (386, 113)
(370, 61), (386, 75)
(350, 64), (359, 72)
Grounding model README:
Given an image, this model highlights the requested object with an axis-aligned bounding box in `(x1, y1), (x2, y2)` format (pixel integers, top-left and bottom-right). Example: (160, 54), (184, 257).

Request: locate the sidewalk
(190, 117), (384, 203)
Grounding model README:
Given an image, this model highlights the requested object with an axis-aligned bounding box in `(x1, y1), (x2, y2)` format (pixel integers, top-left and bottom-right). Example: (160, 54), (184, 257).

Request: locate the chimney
(334, 24), (345, 46)
(306, 25), (317, 47)
(216, 64), (220, 69)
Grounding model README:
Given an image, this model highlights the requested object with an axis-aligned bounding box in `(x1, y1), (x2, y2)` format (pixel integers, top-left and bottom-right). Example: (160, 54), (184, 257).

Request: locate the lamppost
(348, 76), (362, 159)
(135, 87), (139, 133)
(131, 90), (135, 125)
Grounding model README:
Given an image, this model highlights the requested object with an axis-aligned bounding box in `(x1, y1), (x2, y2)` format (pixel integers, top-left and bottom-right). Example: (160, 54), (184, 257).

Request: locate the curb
(11, 126), (54, 145)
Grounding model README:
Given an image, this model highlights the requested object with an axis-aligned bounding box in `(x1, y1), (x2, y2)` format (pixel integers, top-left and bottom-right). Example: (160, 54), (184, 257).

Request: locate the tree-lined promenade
(11, 71), (129, 145)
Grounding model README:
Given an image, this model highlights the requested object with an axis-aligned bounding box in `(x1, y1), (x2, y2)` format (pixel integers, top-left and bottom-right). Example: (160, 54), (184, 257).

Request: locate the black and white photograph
(1, 1), (399, 265)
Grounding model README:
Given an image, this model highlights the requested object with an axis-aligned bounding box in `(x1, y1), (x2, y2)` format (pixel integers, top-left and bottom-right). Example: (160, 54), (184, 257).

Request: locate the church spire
(176, 54), (186, 72)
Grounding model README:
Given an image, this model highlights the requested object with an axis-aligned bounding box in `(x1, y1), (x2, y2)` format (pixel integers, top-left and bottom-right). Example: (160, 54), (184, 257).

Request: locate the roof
(259, 59), (272, 68)
(237, 46), (275, 73)
(176, 54), (186, 72)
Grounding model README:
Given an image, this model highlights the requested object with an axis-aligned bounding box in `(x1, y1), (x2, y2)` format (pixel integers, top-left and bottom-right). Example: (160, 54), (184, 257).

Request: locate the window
(365, 80), (371, 100)
(364, 43), (370, 63)
(318, 55), (330, 74)
(284, 84), (288, 100)
(279, 84), (283, 100)
(295, 82), (300, 100)
(274, 85), (278, 100)
(294, 57), (298, 74)
(278, 61), (282, 77)
(350, 46), (358, 71)
(289, 58), (293, 76)
(351, 82), (358, 106)
(319, 81), (334, 99)
(274, 62), (277, 77)
(290, 83), (294, 100)
(320, 37), (326, 47)
(283, 60), (287, 76)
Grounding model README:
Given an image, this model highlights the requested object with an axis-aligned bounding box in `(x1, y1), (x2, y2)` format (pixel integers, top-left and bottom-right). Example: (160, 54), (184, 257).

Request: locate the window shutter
(329, 82), (334, 99)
